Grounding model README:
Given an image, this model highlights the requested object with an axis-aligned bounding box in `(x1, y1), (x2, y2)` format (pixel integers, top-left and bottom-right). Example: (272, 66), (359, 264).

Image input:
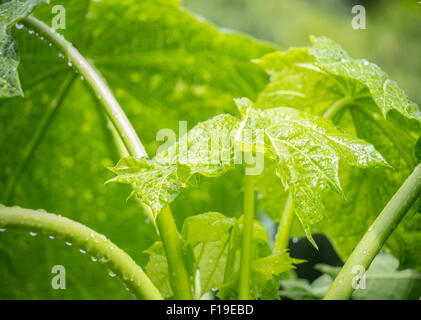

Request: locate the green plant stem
(322, 96), (352, 119)
(2, 74), (76, 204)
(324, 163), (421, 300)
(223, 224), (238, 283)
(156, 206), (192, 299)
(22, 16), (147, 158)
(238, 172), (255, 300)
(0, 205), (163, 300)
(273, 192), (294, 252)
(22, 16), (190, 300)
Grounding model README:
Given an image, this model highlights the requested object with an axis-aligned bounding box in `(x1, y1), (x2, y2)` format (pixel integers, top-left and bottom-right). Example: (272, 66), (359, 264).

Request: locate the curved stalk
(22, 16), (147, 158)
(324, 163), (421, 300)
(238, 172), (255, 300)
(273, 192), (294, 252)
(22, 16), (191, 299)
(156, 206), (192, 299)
(322, 96), (352, 120)
(0, 205), (163, 300)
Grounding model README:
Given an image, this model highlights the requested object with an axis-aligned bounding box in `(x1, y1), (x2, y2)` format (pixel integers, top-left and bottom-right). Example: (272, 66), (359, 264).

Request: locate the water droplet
(15, 23), (24, 30)
(80, 76), (84, 80)
(49, 235), (55, 239)
(58, 53), (64, 59)
(28, 29), (34, 34)
(108, 271), (116, 277)
(48, 42), (52, 47)
(67, 61), (73, 67)
(91, 256), (97, 262)
(363, 250), (367, 255)
(29, 232), (37, 237)
(65, 242), (72, 246)
(0, 228), (6, 232)
(79, 249), (86, 254)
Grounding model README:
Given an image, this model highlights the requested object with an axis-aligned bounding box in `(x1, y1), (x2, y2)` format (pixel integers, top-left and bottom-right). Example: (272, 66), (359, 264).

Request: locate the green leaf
(235, 98), (387, 247)
(254, 36), (421, 270)
(110, 114), (240, 215)
(309, 36), (421, 121)
(143, 241), (173, 299)
(144, 211), (298, 300)
(350, 253), (421, 300)
(0, 0), (272, 299)
(0, 0), (46, 97)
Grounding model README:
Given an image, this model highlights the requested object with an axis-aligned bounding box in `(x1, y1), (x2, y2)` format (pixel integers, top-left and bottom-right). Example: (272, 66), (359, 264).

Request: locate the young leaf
(310, 36), (421, 120)
(109, 114), (240, 215)
(235, 98), (387, 247)
(0, 0), (46, 97)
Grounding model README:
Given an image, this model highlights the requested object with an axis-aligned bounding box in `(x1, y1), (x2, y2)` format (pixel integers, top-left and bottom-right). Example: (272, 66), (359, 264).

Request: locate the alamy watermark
(51, 265), (66, 290)
(351, 264), (366, 290)
(352, 5), (366, 30)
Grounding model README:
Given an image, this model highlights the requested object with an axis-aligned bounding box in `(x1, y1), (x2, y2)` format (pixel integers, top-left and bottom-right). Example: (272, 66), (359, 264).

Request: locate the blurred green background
(184, 0), (421, 106)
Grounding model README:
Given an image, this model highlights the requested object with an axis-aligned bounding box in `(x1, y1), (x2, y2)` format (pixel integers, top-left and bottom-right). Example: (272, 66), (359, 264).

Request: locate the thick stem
(273, 192), (294, 252)
(0, 205), (163, 300)
(22, 16), (147, 158)
(324, 163), (421, 300)
(238, 172), (255, 300)
(156, 206), (192, 299)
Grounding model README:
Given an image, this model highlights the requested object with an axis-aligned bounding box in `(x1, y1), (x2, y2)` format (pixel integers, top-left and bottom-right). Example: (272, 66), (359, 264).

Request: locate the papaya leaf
(109, 114), (240, 215)
(254, 37), (421, 270)
(0, 0), (46, 97)
(144, 212), (298, 300)
(234, 98), (387, 247)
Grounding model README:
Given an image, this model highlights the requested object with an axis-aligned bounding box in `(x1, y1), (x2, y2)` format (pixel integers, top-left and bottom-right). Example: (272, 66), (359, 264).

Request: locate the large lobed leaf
(234, 98), (387, 247)
(0, 0), (273, 299)
(254, 36), (421, 269)
(0, 0), (46, 97)
(109, 114), (240, 215)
